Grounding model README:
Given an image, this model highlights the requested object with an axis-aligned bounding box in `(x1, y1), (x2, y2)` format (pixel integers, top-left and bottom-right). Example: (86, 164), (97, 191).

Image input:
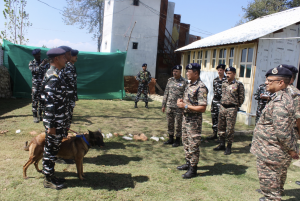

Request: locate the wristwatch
(184, 104), (188, 110)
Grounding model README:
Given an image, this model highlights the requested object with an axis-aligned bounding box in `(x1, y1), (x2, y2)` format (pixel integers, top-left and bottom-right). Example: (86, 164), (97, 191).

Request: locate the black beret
(280, 64), (298, 74)
(216, 64), (226, 70)
(71, 49), (79, 56)
(46, 48), (66, 57)
(32, 49), (41, 55)
(265, 66), (292, 78)
(172, 65), (182, 71)
(58, 46), (72, 52)
(186, 63), (201, 70)
(225, 67), (236, 73)
(142, 63), (147, 67)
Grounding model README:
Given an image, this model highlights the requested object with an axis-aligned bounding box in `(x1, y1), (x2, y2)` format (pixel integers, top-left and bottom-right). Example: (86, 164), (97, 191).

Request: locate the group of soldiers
(161, 61), (300, 200)
(29, 46), (79, 189)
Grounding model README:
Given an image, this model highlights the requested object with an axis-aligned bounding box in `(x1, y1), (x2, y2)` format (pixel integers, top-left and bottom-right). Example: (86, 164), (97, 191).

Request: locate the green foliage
(63, 0), (105, 52)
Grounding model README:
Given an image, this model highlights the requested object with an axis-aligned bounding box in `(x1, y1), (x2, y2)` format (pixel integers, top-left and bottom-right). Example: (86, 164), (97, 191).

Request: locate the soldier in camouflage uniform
(162, 65), (186, 147)
(213, 67), (245, 155)
(254, 84), (270, 124)
(28, 49), (48, 123)
(70, 49), (79, 101)
(42, 48), (68, 190)
(251, 66), (299, 201)
(207, 64), (226, 140)
(176, 63), (208, 179)
(135, 63), (152, 109)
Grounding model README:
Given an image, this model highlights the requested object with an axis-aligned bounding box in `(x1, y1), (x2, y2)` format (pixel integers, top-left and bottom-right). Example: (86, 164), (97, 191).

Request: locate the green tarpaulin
(2, 39), (127, 99)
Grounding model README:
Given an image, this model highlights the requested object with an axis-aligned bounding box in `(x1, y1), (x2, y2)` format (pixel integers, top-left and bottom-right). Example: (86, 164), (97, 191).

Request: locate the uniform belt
(183, 112), (200, 116)
(221, 104), (237, 108)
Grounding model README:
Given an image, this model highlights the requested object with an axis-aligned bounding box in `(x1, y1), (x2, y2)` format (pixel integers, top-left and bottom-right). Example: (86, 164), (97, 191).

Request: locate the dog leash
(67, 128), (90, 147)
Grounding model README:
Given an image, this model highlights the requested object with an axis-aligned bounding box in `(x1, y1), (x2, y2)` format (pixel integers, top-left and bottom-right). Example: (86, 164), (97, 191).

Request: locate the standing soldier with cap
(29, 49), (48, 123)
(135, 63), (152, 109)
(42, 47), (68, 189)
(162, 65), (186, 147)
(176, 63), (208, 179)
(213, 67), (245, 155)
(251, 66), (299, 201)
(207, 64), (226, 140)
(70, 49), (79, 102)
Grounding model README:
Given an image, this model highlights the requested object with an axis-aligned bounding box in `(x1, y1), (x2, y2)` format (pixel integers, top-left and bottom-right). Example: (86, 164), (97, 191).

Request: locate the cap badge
(177, 66), (179, 69)
(279, 65), (282, 68)
(227, 67), (230, 71)
(188, 64), (192, 69)
(272, 68), (278, 74)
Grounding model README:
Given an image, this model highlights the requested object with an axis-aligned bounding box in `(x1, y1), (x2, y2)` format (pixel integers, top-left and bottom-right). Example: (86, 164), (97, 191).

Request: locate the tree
(63, 0), (104, 52)
(0, 0), (32, 45)
(238, 0), (300, 24)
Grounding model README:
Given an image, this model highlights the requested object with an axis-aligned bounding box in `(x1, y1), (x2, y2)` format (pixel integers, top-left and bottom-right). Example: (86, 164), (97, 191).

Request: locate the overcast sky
(0, 0), (249, 52)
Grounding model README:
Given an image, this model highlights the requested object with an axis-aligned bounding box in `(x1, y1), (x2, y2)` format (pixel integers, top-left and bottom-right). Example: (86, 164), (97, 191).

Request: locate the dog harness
(76, 135), (91, 147)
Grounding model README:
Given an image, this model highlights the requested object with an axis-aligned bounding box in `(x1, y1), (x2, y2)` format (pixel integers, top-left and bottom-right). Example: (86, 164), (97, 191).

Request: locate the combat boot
(182, 165), (197, 179)
(145, 102), (148, 109)
(213, 141), (226, 151)
(38, 110), (43, 122)
(172, 137), (181, 147)
(164, 135), (174, 145)
(134, 102), (138, 108)
(177, 160), (190, 170)
(206, 131), (218, 140)
(224, 143), (232, 155)
(43, 176), (67, 190)
(33, 117), (39, 123)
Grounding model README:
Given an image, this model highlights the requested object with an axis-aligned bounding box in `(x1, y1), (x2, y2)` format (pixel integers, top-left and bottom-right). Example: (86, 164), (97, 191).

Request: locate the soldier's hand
(162, 107), (165, 113)
(47, 128), (56, 135)
(177, 99), (185, 108)
(42, 59), (48, 65)
(289, 151), (299, 160)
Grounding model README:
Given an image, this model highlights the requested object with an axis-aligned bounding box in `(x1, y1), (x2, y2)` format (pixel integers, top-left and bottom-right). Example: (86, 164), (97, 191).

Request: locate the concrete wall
(101, 0), (114, 53)
(253, 23), (300, 114)
(102, 0), (161, 78)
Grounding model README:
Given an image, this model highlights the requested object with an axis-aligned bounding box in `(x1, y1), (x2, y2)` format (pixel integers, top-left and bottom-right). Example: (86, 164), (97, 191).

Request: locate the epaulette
(45, 68), (59, 79)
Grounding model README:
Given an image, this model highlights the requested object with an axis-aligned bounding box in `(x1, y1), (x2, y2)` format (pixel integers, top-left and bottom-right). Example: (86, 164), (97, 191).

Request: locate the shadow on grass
(0, 99), (32, 116)
(84, 154), (142, 166)
(73, 115), (163, 120)
(198, 163), (248, 176)
(56, 172), (149, 190)
(0, 114), (32, 119)
(283, 188), (300, 201)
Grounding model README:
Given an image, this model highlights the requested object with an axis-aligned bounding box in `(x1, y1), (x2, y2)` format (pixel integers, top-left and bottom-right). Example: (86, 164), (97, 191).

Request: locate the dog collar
(76, 135), (90, 147)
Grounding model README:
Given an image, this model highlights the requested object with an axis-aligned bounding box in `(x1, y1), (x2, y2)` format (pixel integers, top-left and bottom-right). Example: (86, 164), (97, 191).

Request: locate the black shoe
(145, 102), (148, 109)
(206, 132), (218, 140)
(39, 113), (43, 121)
(134, 102), (138, 108)
(177, 161), (190, 170)
(224, 143), (232, 155)
(259, 197), (265, 201)
(164, 135), (174, 145)
(172, 137), (180, 147)
(33, 117), (39, 123)
(44, 176), (67, 190)
(213, 141), (225, 151)
(182, 165), (197, 179)
(296, 181), (300, 185)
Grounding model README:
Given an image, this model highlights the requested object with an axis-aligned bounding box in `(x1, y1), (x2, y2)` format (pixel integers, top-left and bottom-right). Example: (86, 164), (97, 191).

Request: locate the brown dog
(23, 130), (104, 180)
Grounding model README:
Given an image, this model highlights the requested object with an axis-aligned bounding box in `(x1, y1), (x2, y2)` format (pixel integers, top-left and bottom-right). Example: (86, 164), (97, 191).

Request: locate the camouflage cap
(265, 66), (292, 78)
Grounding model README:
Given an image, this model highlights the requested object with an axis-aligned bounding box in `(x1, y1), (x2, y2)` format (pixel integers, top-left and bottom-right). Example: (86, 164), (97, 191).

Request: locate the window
(192, 51), (196, 63)
(229, 48), (234, 67)
(239, 48), (254, 78)
(133, 0), (139, 6)
(218, 48), (226, 65)
(187, 53), (191, 64)
(197, 51), (203, 67)
(132, 42), (138, 49)
(212, 49), (216, 68)
(204, 51), (208, 68)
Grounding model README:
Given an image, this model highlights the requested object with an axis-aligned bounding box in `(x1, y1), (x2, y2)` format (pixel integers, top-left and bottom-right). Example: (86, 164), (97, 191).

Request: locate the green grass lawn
(0, 98), (299, 201)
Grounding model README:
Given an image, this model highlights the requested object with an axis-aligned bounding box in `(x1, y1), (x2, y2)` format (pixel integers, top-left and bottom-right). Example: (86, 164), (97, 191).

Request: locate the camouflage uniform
(211, 76), (227, 133)
(162, 76), (186, 137)
(286, 84), (300, 139)
(42, 66), (68, 177)
(29, 59), (44, 117)
(218, 79), (245, 144)
(38, 63), (51, 116)
(135, 70), (152, 103)
(251, 89), (298, 201)
(254, 84), (270, 124)
(182, 78), (208, 166)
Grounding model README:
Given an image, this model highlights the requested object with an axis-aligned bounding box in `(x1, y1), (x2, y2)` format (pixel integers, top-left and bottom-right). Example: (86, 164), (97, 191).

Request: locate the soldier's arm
(162, 80), (170, 108)
(29, 61), (39, 73)
(273, 101), (298, 153)
(238, 83), (245, 107)
(147, 72), (152, 84)
(254, 86), (261, 100)
(136, 72), (141, 81)
(294, 96), (300, 138)
(43, 79), (57, 130)
(181, 87), (207, 112)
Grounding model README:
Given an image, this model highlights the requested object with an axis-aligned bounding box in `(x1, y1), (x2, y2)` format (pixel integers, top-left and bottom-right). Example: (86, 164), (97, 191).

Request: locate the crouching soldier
(162, 65), (186, 147)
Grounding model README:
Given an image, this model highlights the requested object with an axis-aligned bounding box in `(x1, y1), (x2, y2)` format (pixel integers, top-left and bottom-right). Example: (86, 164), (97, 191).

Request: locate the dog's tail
(24, 140), (33, 151)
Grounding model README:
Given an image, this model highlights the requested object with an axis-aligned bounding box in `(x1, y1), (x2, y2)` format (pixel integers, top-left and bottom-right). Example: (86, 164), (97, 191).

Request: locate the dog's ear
(98, 128), (102, 133)
(89, 130), (95, 139)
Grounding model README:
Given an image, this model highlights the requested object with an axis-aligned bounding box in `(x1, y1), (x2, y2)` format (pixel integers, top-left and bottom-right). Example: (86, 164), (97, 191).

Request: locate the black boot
(164, 135), (174, 145)
(206, 131), (218, 140)
(213, 141), (226, 151)
(224, 143), (232, 155)
(145, 102), (148, 109)
(182, 165), (197, 179)
(177, 160), (190, 170)
(39, 110), (43, 122)
(134, 102), (138, 108)
(43, 176), (67, 190)
(172, 137), (180, 147)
